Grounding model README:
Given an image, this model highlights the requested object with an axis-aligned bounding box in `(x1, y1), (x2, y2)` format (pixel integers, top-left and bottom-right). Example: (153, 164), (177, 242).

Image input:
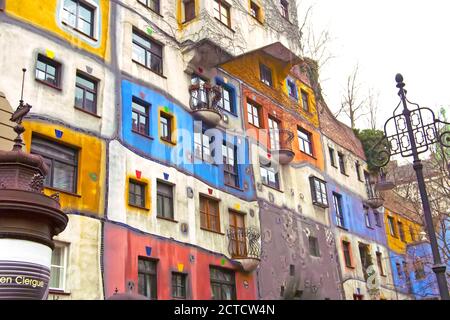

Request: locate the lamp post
(371, 74), (450, 300)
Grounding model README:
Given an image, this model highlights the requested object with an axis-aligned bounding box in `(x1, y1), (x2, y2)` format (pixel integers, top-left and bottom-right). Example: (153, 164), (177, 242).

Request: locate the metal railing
(226, 226), (261, 260)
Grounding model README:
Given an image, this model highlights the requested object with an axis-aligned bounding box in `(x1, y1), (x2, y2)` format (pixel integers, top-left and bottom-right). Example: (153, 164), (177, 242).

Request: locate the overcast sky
(297, 0), (450, 130)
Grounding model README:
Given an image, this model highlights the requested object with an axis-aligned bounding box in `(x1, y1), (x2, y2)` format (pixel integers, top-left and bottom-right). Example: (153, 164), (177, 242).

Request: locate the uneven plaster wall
(0, 91), (14, 150)
(48, 215), (103, 300)
(108, 140), (260, 258)
(103, 221), (258, 300)
(258, 202), (341, 300)
(5, 0), (110, 59)
(0, 22), (116, 137)
(23, 120), (106, 216)
(384, 208), (423, 255)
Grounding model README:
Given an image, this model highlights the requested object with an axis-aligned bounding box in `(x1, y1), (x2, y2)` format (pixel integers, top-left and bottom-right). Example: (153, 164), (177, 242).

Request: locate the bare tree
(335, 64), (368, 129)
(366, 88), (380, 130)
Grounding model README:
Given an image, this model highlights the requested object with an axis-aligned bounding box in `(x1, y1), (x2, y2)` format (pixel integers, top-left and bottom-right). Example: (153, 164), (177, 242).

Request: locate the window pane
(133, 32), (150, 48)
(53, 162), (75, 192)
(51, 247), (63, 266)
(77, 18), (92, 36)
(132, 43), (146, 65)
(75, 87), (84, 107)
(76, 75), (95, 90)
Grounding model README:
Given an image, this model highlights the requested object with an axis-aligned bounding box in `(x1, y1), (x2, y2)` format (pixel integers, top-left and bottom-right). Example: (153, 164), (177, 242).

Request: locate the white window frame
(50, 242), (69, 292)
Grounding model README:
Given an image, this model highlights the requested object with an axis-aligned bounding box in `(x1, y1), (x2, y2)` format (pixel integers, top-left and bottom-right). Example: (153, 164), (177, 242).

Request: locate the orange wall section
(22, 120), (106, 216)
(5, 0), (110, 60)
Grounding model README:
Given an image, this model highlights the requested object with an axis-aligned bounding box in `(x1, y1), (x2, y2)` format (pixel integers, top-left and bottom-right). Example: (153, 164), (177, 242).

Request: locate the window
(280, 0), (289, 20)
(194, 130), (214, 163)
(138, 258), (157, 299)
(398, 221), (406, 242)
(129, 180), (146, 208)
(388, 216), (397, 237)
(333, 193), (345, 228)
(222, 142), (239, 188)
(364, 171), (374, 198)
(157, 181), (174, 220)
(287, 79), (297, 99)
(355, 161), (362, 181)
(309, 176), (328, 207)
(132, 29), (163, 75)
(309, 236), (320, 257)
(268, 117), (280, 150)
(250, 1), (261, 21)
(213, 0), (231, 27)
(260, 63), (273, 86)
(396, 262), (402, 277)
(50, 243), (68, 290)
(218, 84), (233, 113)
(374, 210), (382, 227)
(191, 75), (209, 108)
(62, 0), (95, 37)
(160, 112), (173, 142)
(376, 252), (385, 276)
(301, 90), (309, 112)
(229, 210), (247, 258)
(247, 100), (261, 127)
(364, 206), (372, 228)
(138, 0), (160, 13)
(210, 267), (236, 300)
(35, 54), (61, 88)
(260, 162), (280, 190)
(410, 226), (416, 242)
(338, 152), (346, 175)
(359, 243), (371, 278)
(200, 195), (220, 232)
(329, 147), (336, 167)
(172, 272), (187, 299)
(342, 241), (352, 267)
(297, 128), (313, 156)
(132, 98), (150, 135)
(75, 72), (97, 114)
(30, 136), (78, 193)
(183, 0), (196, 22)
(414, 258), (425, 280)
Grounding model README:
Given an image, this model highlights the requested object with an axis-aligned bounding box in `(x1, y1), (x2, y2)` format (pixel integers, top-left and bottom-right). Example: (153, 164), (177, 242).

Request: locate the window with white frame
(247, 100), (261, 127)
(298, 128), (313, 156)
(194, 130), (214, 163)
(260, 161), (280, 190)
(50, 243), (69, 291)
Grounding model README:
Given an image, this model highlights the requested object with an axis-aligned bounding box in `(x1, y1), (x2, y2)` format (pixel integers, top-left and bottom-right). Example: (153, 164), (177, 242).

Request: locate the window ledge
(299, 150), (316, 160)
(49, 289), (71, 296)
(44, 186), (81, 198)
(224, 183), (244, 192)
(214, 18), (235, 33)
(249, 14), (264, 26)
(262, 183), (282, 193)
(337, 226), (348, 231)
(156, 216), (178, 223)
(74, 106), (101, 118)
(160, 137), (176, 146)
(200, 227), (225, 236)
(35, 79), (62, 91)
(136, 2), (164, 18)
(313, 202), (329, 209)
(132, 129), (154, 140)
(345, 265), (355, 269)
(132, 60), (166, 79)
(61, 21), (98, 41)
(128, 203), (150, 211)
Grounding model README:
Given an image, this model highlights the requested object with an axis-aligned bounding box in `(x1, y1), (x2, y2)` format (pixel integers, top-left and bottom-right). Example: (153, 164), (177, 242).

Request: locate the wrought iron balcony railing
(188, 83), (222, 126)
(226, 226), (261, 260)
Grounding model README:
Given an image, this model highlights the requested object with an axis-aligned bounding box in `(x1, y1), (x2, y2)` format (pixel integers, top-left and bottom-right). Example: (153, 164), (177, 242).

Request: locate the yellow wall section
(22, 121), (105, 216)
(5, 0), (109, 59)
(384, 209), (422, 254)
(221, 51), (320, 127)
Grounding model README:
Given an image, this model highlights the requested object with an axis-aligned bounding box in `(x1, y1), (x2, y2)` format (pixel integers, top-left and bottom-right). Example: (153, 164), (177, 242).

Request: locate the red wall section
(103, 222), (257, 300)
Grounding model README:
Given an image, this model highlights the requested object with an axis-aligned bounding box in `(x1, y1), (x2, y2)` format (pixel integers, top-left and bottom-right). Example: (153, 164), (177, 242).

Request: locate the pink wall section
(103, 222), (257, 300)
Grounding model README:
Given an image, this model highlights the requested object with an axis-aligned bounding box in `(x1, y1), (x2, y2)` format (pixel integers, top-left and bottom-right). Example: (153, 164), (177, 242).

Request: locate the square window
(172, 272), (187, 299)
(260, 162), (280, 190)
(260, 63), (273, 87)
(132, 28), (163, 75)
(62, 0), (96, 37)
(75, 72), (98, 114)
(200, 195), (220, 233)
(138, 257), (157, 299)
(157, 181), (174, 220)
(194, 129), (215, 163)
(210, 267), (236, 300)
(132, 98), (150, 135)
(35, 54), (61, 88)
(30, 136), (78, 193)
(129, 180), (146, 208)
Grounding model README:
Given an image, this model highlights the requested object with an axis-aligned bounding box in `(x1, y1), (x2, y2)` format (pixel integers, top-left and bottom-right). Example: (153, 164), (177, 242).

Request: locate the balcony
(226, 226), (261, 273)
(270, 129), (295, 165)
(189, 83), (222, 126)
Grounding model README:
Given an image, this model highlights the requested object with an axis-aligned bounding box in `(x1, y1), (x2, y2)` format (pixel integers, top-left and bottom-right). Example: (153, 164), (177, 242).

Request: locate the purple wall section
(257, 201), (342, 300)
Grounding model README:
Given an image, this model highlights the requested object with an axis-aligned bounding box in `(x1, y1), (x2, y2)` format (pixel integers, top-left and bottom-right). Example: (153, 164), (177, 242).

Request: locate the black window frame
(137, 0), (160, 14)
(259, 63), (273, 87)
(131, 97), (150, 136)
(297, 127), (313, 156)
(156, 180), (174, 220)
(138, 257), (157, 299)
(171, 272), (187, 299)
(194, 129), (215, 163)
(30, 135), (78, 194)
(132, 28), (163, 75)
(75, 71), (98, 114)
(210, 266), (236, 300)
(62, 0), (96, 38)
(309, 236), (320, 257)
(309, 176), (328, 208)
(333, 192), (345, 228)
(35, 54), (62, 89)
(222, 141), (239, 189)
(129, 179), (147, 208)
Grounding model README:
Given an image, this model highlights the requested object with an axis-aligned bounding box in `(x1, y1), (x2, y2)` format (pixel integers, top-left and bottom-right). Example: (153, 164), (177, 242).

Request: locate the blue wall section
(121, 80), (256, 201)
(326, 181), (387, 245)
(389, 251), (413, 296)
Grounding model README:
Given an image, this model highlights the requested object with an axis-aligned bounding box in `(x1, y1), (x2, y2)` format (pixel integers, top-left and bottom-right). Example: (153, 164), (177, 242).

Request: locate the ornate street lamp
(371, 74), (450, 300)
